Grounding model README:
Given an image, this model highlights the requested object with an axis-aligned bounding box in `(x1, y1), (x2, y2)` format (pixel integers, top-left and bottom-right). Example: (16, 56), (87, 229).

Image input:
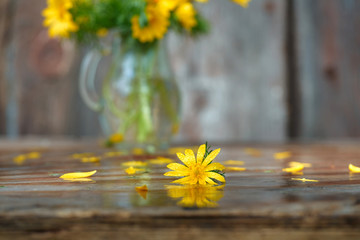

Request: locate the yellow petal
(349, 164), (360, 173)
(27, 152), (41, 159)
(274, 151), (292, 160)
(149, 157), (174, 165)
(164, 171), (189, 177)
(132, 148), (145, 155)
(207, 172), (225, 183)
(125, 167), (143, 175)
(196, 144), (206, 164)
(81, 157), (100, 163)
(176, 152), (193, 167)
(223, 160), (244, 166)
(59, 170), (97, 179)
(225, 167), (246, 172)
(172, 176), (192, 185)
(63, 178), (95, 182)
(167, 163), (189, 172)
(122, 161), (147, 167)
(205, 177), (218, 185)
(291, 178), (319, 183)
(282, 164), (304, 173)
(202, 148), (221, 166)
(185, 149), (196, 165)
(13, 155), (27, 165)
(289, 161), (312, 168)
(205, 163), (225, 172)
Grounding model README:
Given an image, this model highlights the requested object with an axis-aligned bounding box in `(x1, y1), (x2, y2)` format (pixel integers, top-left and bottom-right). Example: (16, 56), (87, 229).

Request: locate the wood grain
(295, 0), (360, 139)
(2, 140), (360, 239)
(170, 0), (287, 142)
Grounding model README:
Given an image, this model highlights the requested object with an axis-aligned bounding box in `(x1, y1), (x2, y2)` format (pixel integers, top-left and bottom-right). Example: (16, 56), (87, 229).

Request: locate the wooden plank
(8, 0), (100, 137)
(0, 0), (11, 134)
(295, 0), (360, 139)
(170, 0), (287, 142)
(1, 140), (360, 238)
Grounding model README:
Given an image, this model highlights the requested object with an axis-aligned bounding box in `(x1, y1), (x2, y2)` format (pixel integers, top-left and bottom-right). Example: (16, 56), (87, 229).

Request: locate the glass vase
(79, 36), (181, 151)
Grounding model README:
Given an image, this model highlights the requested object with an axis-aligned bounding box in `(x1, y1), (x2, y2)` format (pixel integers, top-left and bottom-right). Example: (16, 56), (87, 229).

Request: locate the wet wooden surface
(2, 139), (360, 239)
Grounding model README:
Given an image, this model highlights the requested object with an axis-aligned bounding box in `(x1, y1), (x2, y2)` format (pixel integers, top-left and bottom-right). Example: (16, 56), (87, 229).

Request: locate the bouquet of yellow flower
(42, 0), (251, 150)
(43, 0), (251, 45)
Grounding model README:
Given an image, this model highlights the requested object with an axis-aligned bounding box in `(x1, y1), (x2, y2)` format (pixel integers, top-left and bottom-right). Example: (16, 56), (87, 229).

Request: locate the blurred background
(0, 0), (359, 143)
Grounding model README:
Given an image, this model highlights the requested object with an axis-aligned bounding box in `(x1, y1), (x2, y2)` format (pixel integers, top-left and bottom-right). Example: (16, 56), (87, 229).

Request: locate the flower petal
(167, 163), (189, 172)
(196, 144), (206, 163)
(59, 170), (97, 179)
(202, 148), (221, 166)
(205, 163), (225, 172)
(205, 177), (217, 185)
(164, 171), (189, 177)
(185, 149), (196, 165)
(207, 172), (225, 182)
(172, 176), (192, 185)
(176, 152), (192, 167)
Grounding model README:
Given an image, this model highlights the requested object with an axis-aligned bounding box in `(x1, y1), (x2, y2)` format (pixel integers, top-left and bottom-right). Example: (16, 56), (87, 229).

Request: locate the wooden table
(1, 139), (360, 239)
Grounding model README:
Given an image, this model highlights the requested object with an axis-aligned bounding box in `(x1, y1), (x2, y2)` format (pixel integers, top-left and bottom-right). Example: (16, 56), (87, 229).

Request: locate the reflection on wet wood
(1, 140), (360, 239)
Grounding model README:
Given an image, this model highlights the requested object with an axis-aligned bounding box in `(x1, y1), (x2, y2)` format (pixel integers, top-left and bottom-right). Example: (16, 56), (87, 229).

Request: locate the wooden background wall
(0, 0), (359, 142)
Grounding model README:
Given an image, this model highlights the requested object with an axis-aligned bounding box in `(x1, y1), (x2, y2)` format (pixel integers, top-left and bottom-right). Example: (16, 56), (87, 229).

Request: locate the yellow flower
(131, 4), (170, 43)
(164, 144), (225, 185)
(232, 0), (252, 8)
(122, 161), (148, 167)
(166, 185), (224, 208)
(175, 2), (197, 31)
(42, 0), (78, 38)
(225, 167), (246, 172)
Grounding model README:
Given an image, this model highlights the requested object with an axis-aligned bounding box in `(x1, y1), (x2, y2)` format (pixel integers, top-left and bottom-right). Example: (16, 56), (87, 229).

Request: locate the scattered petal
(282, 164), (304, 173)
(289, 161), (312, 168)
(149, 157), (174, 165)
(244, 148), (262, 157)
(13, 155), (27, 165)
(225, 167), (246, 172)
(27, 152), (41, 159)
(274, 151), (292, 160)
(63, 178), (95, 182)
(223, 160), (244, 166)
(104, 151), (123, 157)
(125, 166), (144, 175)
(59, 170), (97, 179)
(291, 178), (319, 183)
(81, 157), (101, 163)
(132, 148), (145, 155)
(122, 161), (147, 167)
(349, 164), (360, 173)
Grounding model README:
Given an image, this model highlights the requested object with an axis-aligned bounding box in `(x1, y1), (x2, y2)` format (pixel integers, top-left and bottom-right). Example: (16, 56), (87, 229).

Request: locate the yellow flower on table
(164, 144), (225, 185)
(42, 0), (79, 38)
(131, 4), (170, 43)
